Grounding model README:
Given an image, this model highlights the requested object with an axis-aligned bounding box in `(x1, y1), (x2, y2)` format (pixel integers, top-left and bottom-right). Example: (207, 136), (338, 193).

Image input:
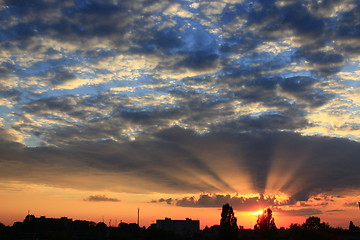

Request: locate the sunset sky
(1, 0), (360, 229)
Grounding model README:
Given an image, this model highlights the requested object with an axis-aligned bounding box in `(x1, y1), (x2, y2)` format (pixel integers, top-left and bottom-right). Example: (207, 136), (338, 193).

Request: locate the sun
(252, 210), (264, 216)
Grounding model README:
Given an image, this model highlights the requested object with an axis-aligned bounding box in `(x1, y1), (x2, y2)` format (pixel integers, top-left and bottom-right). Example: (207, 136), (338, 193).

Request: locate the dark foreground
(1, 223), (360, 240)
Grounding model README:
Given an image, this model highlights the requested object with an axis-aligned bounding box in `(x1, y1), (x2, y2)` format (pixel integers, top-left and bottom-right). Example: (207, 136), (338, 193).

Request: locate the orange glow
(252, 210), (264, 216)
(1, 181), (360, 230)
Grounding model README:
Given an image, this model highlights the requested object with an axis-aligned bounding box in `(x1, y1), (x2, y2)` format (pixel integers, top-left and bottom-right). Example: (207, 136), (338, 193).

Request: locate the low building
(23, 215), (73, 232)
(156, 218), (200, 235)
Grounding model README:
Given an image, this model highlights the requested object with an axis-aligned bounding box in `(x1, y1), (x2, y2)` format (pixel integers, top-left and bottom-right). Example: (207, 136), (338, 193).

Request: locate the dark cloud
(212, 111), (309, 131)
(275, 208), (323, 216)
(151, 198), (174, 205)
(343, 202), (359, 207)
(280, 76), (333, 107)
(178, 51), (219, 71)
(294, 50), (346, 75)
(0, 0), (141, 57)
(326, 209), (344, 213)
(220, 32), (260, 54)
(282, 3), (325, 38)
(0, 86), (20, 101)
(0, 62), (19, 78)
(173, 194), (294, 210)
(0, 126), (359, 200)
(219, 72), (333, 110)
(141, 28), (184, 53)
(22, 96), (77, 114)
(335, 3), (360, 56)
(84, 195), (121, 202)
(280, 76), (317, 92)
(152, 193), (337, 216)
(220, 0), (356, 76)
(238, 0), (326, 45)
(49, 68), (77, 86)
(118, 108), (182, 126)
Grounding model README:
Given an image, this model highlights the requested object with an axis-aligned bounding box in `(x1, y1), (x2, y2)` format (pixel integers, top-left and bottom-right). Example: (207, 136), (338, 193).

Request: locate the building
(23, 215), (73, 232)
(156, 218), (200, 235)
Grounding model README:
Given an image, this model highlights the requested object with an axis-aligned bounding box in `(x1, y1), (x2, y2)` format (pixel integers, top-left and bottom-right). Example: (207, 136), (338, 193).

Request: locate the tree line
(218, 203), (360, 240)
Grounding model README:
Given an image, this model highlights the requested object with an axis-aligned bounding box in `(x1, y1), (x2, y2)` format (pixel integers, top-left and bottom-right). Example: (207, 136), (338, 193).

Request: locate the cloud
(275, 208), (323, 216)
(150, 193), (346, 216)
(170, 193), (293, 210)
(84, 195), (121, 202)
(178, 51), (220, 71)
(150, 193), (331, 217)
(0, 126), (359, 200)
(212, 110), (309, 131)
(326, 209), (344, 213)
(344, 202), (359, 207)
(151, 198), (174, 205)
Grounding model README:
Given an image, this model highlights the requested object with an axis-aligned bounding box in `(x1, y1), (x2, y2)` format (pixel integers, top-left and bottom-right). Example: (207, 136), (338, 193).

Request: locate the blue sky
(0, 0), (360, 224)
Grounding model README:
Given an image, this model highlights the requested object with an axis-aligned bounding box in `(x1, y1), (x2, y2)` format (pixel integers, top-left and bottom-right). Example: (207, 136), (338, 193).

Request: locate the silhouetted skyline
(1, 206), (360, 240)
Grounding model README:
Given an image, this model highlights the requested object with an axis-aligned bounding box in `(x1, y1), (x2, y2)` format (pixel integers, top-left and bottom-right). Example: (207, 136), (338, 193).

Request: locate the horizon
(1, 203), (359, 230)
(1, 0), (360, 232)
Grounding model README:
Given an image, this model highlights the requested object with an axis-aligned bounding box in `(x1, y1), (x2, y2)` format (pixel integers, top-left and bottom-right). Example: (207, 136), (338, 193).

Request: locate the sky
(0, 0), (360, 229)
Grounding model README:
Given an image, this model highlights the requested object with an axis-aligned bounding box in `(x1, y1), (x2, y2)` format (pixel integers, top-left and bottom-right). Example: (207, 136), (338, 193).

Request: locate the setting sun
(252, 210), (264, 216)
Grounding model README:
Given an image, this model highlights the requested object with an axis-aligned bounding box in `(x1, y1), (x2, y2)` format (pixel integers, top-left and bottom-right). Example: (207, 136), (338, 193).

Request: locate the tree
(219, 203), (238, 240)
(349, 221), (359, 231)
(254, 208), (277, 232)
(302, 216), (329, 231)
(96, 221), (107, 231)
(289, 223), (301, 231)
(23, 214), (36, 233)
(0, 222), (5, 233)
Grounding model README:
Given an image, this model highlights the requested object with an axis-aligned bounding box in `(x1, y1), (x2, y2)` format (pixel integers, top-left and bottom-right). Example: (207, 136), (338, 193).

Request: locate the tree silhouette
(302, 216), (329, 231)
(0, 222), (5, 232)
(349, 221), (359, 231)
(219, 203), (238, 240)
(254, 208), (277, 232)
(96, 221), (107, 230)
(23, 214), (36, 233)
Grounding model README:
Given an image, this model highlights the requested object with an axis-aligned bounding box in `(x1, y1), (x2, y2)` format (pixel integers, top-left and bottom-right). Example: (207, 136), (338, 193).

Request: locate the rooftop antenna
(137, 208), (140, 226)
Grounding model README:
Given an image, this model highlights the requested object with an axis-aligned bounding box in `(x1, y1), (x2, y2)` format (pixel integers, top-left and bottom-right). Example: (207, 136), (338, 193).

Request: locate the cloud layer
(152, 193), (292, 209)
(0, 127), (359, 202)
(84, 195), (121, 202)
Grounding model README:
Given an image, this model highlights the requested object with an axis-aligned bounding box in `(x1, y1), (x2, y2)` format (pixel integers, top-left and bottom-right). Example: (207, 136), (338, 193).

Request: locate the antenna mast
(137, 208), (140, 226)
